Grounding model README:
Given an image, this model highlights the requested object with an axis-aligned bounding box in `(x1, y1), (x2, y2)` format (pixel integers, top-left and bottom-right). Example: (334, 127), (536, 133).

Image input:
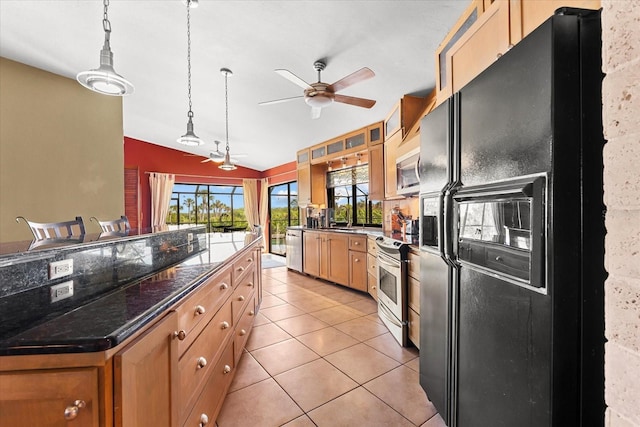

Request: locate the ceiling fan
(199, 140), (247, 163)
(259, 60), (376, 119)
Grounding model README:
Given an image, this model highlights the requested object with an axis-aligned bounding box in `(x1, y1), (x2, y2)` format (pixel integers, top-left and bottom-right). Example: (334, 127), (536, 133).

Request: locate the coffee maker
(320, 208), (335, 228)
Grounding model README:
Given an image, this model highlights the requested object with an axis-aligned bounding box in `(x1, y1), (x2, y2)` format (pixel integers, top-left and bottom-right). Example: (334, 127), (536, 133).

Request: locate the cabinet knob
(247, 282), (254, 288)
(238, 295), (245, 302)
(354, 241), (360, 245)
(220, 283), (229, 290)
(354, 258), (360, 262)
(239, 329), (247, 336)
(221, 321), (230, 330)
(196, 356), (207, 369)
(195, 305), (206, 315)
(237, 266), (245, 272)
(64, 400), (86, 420)
(247, 257), (253, 263)
(199, 413), (209, 426)
(249, 310), (255, 316)
(495, 256), (503, 262)
(173, 330), (186, 340)
(223, 365), (231, 374)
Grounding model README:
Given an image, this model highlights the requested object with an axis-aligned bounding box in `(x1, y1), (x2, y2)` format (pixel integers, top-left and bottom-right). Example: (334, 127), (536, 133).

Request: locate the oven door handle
(377, 255), (400, 269)
(379, 302), (403, 327)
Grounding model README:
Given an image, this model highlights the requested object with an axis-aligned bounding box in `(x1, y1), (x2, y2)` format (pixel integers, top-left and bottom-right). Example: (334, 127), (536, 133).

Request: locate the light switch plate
(49, 259), (74, 280)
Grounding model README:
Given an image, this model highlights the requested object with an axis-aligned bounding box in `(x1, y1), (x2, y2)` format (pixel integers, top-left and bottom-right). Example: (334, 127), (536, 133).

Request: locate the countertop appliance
(375, 235), (410, 346)
(418, 9), (605, 427)
(285, 228), (303, 273)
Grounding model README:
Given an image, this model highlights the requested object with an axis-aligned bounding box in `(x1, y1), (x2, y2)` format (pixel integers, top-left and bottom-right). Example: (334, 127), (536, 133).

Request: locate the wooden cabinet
(296, 148), (310, 166)
(367, 122), (384, 146)
(297, 165), (311, 208)
(348, 235), (367, 292)
(366, 235), (379, 301)
(368, 144), (384, 201)
(325, 233), (349, 285)
(303, 231), (322, 277)
(297, 163), (326, 208)
(384, 95), (428, 140)
(0, 367), (100, 426)
(114, 311), (179, 427)
(384, 131), (402, 199)
(407, 250), (420, 349)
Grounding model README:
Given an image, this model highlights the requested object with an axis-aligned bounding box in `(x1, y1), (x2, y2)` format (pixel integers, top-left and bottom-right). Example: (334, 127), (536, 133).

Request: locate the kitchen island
(0, 230), (263, 427)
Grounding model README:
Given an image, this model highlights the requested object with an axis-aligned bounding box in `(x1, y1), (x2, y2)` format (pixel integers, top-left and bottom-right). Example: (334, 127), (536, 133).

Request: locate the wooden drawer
(408, 275), (420, 313)
(232, 252), (257, 285)
(234, 295), (257, 364)
(367, 272), (378, 301)
(178, 301), (233, 421)
(0, 368), (100, 427)
(407, 250), (420, 280)
(176, 266), (232, 355)
(231, 272), (255, 326)
(181, 340), (235, 427)
(367, 236), (378, 255)
(349, 235), (367, 252)
(408, 308), (420, 350)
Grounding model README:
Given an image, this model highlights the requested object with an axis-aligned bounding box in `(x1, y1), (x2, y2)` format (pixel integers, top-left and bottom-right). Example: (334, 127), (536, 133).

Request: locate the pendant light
(76, 0), (134, 96)
(177, 0), (204, 146)
(219, 68), (238, 171)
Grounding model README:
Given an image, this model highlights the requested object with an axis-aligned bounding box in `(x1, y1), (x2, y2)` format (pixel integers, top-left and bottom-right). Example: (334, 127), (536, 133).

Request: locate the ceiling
(0, 0), (468, 171)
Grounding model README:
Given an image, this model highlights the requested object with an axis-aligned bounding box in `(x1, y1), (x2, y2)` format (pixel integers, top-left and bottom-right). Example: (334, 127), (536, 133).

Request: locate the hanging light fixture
(177, 0), (204, 146)
(77, 0), (134, 96)
(219, 68), (238, 171)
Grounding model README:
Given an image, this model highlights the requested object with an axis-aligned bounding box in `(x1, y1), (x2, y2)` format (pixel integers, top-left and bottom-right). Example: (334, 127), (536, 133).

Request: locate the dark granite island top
(0, 231), (262, 356)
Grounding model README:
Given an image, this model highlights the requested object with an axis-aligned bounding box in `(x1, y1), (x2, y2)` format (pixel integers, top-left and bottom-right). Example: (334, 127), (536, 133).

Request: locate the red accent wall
(124, 137), (296, 229)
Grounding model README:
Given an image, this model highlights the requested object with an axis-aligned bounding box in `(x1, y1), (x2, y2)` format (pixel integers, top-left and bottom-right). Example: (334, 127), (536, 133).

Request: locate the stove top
(376, 234), (412, 259)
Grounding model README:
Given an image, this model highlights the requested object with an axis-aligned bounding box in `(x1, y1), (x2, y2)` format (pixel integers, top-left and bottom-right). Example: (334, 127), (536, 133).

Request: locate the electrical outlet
(188, 244), (194, 253)
(49, 259), (74, 280)
(50, 280), (74, 303)
(188, 232), (193, 243)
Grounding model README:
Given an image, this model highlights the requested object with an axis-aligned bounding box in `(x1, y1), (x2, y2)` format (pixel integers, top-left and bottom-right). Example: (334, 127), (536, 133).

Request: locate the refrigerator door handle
(443, 190), (455, 263)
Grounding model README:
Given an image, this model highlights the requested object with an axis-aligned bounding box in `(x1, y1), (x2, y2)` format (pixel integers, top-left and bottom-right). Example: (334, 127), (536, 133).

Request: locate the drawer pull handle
(220, 283), (229, 290)
(195, 305), (206, 315)
(64, 400), (86, 420)
(247, 257), (253, 262)
(247, 282), (254, 287)
(223, 365), (231, 374)
(238, 295), (245, 302)
(173, 330), (186, 340)
(249, 310), (255, 316)
(239, 329), (247, 336)
(354, 241), (360, 245)
(354, 258), (360, 262)
(237, 266), (245, 272)
(221, 321), (230, 330)
(196, 356), (207, 369)
(495, 256), (502, 262)
(199, 413), (209, 426)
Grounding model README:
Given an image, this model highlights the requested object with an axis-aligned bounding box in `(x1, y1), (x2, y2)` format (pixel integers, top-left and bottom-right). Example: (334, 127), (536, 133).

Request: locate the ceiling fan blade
(328, 67), (375, 93)
(274, 69), (312, 89)
(310, 106), (322, 120)
(200, 158), (216, 163)
(259, 95), (304, 106)
(334, 94), (376, 109)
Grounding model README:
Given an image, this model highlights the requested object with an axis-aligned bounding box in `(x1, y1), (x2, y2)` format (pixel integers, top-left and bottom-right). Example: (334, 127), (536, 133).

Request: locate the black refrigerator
(418, 8), (605, 427)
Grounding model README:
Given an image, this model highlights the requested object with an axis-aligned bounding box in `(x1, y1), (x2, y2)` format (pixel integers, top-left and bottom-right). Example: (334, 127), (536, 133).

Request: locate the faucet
(346, 206), (352, 228)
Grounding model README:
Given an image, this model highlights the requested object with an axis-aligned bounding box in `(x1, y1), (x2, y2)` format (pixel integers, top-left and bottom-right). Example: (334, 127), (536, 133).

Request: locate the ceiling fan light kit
(177, 0), (204, 147)
(260, 59), (376, 119)
(76, 0), (134, 96)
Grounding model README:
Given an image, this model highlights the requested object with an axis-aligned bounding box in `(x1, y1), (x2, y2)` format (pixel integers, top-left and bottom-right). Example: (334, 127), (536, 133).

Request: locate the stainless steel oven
(376, 236), (410, 346)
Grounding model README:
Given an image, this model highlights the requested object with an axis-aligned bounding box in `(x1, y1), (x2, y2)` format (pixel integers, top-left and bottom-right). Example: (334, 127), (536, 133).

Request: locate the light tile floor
(216, 266), (447, 427)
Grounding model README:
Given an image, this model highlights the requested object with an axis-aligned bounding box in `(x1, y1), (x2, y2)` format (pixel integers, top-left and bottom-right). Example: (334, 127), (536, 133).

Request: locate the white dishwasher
(285, 228), (303, 272)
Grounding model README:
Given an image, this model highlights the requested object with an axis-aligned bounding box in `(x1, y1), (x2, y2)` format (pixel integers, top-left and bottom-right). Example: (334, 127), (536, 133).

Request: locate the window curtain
(259, 178), (269, 250)
(243, 179), (259, 232)
(149, 172), (175, 232)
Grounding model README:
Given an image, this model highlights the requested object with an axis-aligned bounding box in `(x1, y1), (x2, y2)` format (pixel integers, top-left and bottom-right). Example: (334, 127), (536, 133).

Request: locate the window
(167, 184), (247, 232)
(269, 181), (298, 255)
(327, 165), (382, 227)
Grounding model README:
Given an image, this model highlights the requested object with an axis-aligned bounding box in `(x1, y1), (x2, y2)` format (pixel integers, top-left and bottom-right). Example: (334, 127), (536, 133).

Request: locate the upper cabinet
(384, 95), (428, 140)
(305, 121), (383, 166)
(435, 0), (601, 104)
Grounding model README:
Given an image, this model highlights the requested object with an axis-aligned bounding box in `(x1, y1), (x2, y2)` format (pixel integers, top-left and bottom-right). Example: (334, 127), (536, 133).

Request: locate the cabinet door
(384, 132), (402, 199)
(446, 0), (511, 94)
(326, 233), (349, 285)
(297, 166), (311, 208)
(303, 232), (321, 277)
(368, 145), (384, 201)
(114, 311), (178, 427)
(514, 0), (601, 42)
(0, 368), (100, 426)
(349, 251), (368, 292)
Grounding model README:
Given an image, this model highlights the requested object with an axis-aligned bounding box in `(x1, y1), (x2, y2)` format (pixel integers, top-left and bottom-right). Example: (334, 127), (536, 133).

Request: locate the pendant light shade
(77, 0), (134, 96)
(177, 0), (204, 146)
(219, 68), (237, 171)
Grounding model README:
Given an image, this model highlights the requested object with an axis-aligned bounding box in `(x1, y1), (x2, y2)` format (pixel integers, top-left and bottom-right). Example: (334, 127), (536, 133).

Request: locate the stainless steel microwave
(396, 148), (420, 195)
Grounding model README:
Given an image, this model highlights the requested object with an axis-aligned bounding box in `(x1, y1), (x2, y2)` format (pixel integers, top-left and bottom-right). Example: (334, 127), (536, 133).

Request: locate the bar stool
(16, 216), (86, 249)
(90, 215), (131, 237)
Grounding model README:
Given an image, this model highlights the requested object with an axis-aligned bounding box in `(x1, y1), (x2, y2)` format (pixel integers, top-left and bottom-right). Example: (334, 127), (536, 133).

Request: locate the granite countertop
(0, 232), (261, 356)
